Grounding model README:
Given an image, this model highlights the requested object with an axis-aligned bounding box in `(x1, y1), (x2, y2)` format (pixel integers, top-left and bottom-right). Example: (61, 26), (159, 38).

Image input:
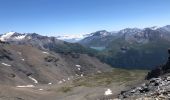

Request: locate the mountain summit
(0, 32), (27, 41)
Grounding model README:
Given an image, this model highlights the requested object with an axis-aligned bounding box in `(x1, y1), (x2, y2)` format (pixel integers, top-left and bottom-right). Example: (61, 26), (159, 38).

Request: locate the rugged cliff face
(117, 75), (170, 100)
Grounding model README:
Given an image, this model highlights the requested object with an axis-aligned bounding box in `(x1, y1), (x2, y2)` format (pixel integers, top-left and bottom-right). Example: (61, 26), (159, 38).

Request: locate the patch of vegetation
(45, 42), (98, 57)
(58, 86), (73, 93)
(73, 68), (148, 87)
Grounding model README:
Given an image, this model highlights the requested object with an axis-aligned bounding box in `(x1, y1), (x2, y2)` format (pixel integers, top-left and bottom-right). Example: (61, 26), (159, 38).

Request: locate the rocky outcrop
(118, 76), (170, 99)
(0, 46), (13, 61)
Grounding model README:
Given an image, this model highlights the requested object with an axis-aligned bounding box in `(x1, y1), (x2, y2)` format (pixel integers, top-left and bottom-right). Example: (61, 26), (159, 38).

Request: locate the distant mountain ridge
(0, 32), (98, 60)
(2, 25), (169, 44)
(79, 25), (170, 47)
(1, 25), (170, 69)
(79, 25), (170, 69)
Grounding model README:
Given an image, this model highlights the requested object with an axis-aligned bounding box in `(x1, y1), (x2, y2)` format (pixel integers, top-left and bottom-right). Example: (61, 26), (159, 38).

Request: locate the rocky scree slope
(0, 41), (112, 86)
(0, 32), (97, 56)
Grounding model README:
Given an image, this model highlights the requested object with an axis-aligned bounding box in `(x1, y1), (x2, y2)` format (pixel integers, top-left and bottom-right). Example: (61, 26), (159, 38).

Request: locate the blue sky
(0, 0), (170, 36)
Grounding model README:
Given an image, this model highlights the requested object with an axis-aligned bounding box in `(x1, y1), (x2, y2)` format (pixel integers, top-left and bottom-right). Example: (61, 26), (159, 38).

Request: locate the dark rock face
(146, 66), (162, 79)
(44, 56), (59, 63)
(146, 49), (170, 79)
(0, 48), (13, 61)
(44, 56), (59, 66)
(0, 40), (8, 44)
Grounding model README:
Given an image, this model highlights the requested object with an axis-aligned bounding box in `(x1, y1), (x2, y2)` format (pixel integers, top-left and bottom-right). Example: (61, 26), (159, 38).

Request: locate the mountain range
(0, 31), (146, 100)
(79, 25), (170, 46)
(0, 25), (170, 99)
(78, 25), (170, 69)
(0, 32), (112, 86)
(1, 25), (170, 69)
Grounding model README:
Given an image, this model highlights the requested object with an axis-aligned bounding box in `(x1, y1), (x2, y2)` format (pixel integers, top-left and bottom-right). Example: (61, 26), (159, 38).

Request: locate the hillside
(0, 34), (147, 100)
(2, 27), (170, 70)
(79, 25), (170, 69)
(0, 42), (111, 86)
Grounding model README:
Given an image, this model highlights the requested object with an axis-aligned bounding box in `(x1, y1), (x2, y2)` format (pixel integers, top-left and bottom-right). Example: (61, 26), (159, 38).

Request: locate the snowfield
(0, 32), (15, 41)
(28, 76), (38, 84)
(104, 89), (112, 96)
(16, 85), (35, 88)
(1, 63), (11, 67)
(42, 51), (49, 54)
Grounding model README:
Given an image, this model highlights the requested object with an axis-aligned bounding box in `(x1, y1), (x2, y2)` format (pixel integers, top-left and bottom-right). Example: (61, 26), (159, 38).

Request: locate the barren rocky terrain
(0, 42), (147, 100)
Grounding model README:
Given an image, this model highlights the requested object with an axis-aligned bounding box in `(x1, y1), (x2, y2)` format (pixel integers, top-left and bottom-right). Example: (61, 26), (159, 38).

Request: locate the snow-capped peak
(150, 26), (159, 30)
(13, 34), (27, 40)
(0, 32), (27, 41)
(0, 31), (16, 41)
(119, 28), (142, 34)
(90, 30), (111, 37)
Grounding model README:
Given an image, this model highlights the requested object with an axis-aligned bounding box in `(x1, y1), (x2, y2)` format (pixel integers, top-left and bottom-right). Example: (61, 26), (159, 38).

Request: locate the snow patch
(150, 26), (159, 30)
(48, 82), (52, 85)
(97, 70), (102, 73)
(104, 89), (112, 96)
(76, 65), (81, 70)
(0, 32), (15, 41)
(16, 85), (35, 88)
(28, 76), (38, 84)
(68, 78), (70, 81)
(58, 81), (63, 84)
(76, 65), (81, 67)
(21, 59), (25, 61)
(78, 68), (81, 70)
(62, 79), (66, 82)
(39, 89), (43, 91)
(80, 74), (84, 77)
(1, 63), (11, 66)
(13, 34), (26, 40)
(42, 52), (49, 54)
(27, 36), (32, 40)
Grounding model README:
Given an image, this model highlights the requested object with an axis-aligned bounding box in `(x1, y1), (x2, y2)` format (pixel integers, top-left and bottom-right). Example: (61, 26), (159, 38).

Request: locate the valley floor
(0, 69), (147, 100)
